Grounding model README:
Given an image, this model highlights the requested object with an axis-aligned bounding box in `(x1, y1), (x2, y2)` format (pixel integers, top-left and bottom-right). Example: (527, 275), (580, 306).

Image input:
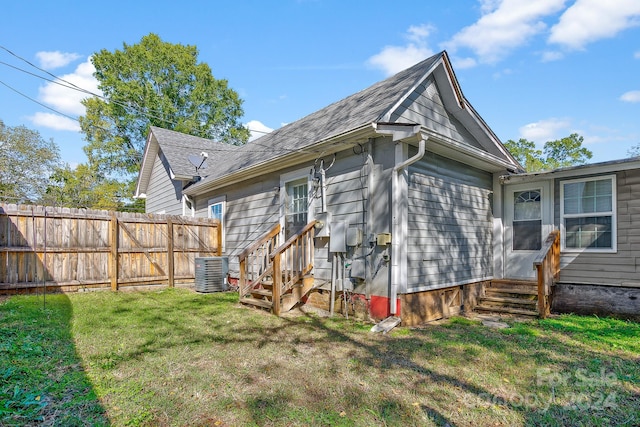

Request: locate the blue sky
(1, 0), (639, 166)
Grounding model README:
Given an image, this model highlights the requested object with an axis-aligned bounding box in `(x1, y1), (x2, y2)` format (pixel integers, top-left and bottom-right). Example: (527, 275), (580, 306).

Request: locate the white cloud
(445, 0), (567, 63)
(634, 51), (640, 59)
(246, 120), (274, 142)
(28, 112), (80, 131)
(38, 57), (100, 117)
(620, 90), (640, 103)
(549, 0), (640, 49)
(35, 51), (81, 70)
(519, 117), (572, 142)
(368, 24), (435, 76)
(541, 50), (564, 62)
(450, 56), (477, 69)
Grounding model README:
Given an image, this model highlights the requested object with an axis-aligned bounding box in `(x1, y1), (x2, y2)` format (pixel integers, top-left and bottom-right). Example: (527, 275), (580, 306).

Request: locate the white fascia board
(379, 56), (445, 122)
(422, 128), (517, 172)
(501, 158), (640, 184)
(135, 133), (159, 197)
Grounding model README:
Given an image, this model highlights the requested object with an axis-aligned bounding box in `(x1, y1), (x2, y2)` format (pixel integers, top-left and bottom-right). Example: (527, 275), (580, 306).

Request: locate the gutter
(389, 135), (428, 315)
(375, 124), (428, 316)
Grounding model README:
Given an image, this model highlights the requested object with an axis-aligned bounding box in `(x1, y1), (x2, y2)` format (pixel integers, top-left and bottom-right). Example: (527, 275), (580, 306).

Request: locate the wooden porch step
(240, 297), (273, 310)
(250, 288), (273, 298)
(486, 287), (538, 296)
(479, 296), (537, 306)
(475, 304), (538, 317)
(490, 279), (537, 287)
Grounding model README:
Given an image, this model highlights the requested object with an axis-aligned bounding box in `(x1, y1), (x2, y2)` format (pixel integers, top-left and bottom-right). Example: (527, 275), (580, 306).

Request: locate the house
(136, 51), (640, 323)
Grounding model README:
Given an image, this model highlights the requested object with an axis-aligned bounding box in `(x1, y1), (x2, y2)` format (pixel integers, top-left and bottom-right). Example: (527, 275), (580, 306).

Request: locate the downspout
(390, 136), (427, 315)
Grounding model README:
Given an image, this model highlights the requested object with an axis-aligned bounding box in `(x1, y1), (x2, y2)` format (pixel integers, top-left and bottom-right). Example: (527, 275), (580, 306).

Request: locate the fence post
(216, 219), (222, 256)
(167, 217), (175, 288)
(110, 212), (119, 291)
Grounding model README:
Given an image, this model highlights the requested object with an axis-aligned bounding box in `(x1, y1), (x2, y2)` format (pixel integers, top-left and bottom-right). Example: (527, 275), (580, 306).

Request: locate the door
(504, 182), (552, 279)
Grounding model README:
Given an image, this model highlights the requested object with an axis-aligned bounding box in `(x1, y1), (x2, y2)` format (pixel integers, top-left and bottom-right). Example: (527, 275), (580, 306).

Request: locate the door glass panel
(285, 179), (308, 239)
(513, 190), (541, 251)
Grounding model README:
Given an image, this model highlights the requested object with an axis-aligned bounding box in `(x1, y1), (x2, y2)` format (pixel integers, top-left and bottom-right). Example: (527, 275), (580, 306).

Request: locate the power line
(0, 79), (79, 123)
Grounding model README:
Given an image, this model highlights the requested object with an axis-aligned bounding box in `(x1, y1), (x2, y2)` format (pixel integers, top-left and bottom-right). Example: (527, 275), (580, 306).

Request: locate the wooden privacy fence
(0, 203), (221, 293)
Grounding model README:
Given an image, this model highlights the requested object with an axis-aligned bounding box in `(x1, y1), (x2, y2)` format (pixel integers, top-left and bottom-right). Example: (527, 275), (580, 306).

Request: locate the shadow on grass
(59, 289), (640, 426)
(0, 294), (109, 426)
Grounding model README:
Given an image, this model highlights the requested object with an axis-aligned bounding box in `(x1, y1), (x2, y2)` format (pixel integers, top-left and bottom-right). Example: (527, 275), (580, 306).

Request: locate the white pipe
(330, 252), (336, 316)
(320, 163), (327, 213)
(390, 137), (427, 315)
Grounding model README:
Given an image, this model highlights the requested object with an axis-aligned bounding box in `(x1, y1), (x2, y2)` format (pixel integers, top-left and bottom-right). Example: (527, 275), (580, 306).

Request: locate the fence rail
(0, 203), (221, 293)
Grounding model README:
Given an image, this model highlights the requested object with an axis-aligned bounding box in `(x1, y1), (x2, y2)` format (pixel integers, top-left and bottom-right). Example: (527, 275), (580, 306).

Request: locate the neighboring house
(137, 51), (640, 323)
(135, 126), (234, 216)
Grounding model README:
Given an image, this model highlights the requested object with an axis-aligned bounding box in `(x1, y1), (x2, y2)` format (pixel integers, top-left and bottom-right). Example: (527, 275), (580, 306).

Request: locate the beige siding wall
(557, 168), (640, 285)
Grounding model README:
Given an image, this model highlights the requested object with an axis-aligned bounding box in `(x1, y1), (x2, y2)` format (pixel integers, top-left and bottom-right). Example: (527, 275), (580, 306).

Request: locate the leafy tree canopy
(505, 133), (592, 172)
(80, 33), (250, 177)
(43, 163), (142, 211)
(0, 120), (60, 203)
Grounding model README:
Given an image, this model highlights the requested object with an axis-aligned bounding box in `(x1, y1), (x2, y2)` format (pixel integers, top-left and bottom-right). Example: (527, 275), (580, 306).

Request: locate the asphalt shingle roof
(190, 52), (444, 187)
(150, 126), (236, 178)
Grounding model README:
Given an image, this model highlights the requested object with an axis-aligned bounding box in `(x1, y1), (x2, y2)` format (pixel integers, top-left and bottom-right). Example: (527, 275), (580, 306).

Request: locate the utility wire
(0, 79), (79, 123)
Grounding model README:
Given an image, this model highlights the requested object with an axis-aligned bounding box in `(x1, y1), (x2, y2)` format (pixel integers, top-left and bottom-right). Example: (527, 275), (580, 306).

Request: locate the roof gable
(135, 126), (235, 197)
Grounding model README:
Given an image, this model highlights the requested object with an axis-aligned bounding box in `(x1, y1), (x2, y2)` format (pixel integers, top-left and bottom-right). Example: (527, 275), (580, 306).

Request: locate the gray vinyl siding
(145, 153), (183, 215)
(313, 151), (369, 288)
(556, 168), (640, 285)
(407, 153), (493, 291)
(195, 174), (280, 275)
(390, 77), (481, 150)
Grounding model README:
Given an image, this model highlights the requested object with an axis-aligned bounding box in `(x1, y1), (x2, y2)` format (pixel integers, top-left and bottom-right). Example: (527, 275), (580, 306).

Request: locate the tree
(0, 120), (61, 203)
(627, 144), (640, 158)
(543, 133), (592, 169)
(503, 138), (545, 172)
(504, 133), (592, 172)
(80, 33), (250, 178)
(44, 163), (134, 210)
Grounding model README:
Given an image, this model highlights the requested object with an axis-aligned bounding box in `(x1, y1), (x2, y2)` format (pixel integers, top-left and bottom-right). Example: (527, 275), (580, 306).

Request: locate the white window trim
(181, 195), (195, 217)
(560, 174), (617, 253)
(279, 167), (315, 239)
(208, 196), (226, 252)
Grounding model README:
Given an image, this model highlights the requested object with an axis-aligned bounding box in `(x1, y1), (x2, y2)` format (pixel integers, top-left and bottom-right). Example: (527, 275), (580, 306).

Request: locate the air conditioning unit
(194, 256), (229, 293)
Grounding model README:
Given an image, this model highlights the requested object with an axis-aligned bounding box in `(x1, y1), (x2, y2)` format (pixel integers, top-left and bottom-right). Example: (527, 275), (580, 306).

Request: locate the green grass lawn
(1, 289), (638, 426)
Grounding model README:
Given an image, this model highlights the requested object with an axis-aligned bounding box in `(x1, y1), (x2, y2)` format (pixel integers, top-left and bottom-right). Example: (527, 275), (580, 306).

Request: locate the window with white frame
(208, 196), (226, 251)
(561, 175), (616, 251)
(285, 178), (308, 239)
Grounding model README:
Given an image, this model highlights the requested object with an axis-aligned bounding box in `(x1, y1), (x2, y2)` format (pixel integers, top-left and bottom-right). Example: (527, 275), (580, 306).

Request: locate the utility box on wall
(315, 212), (332, 237)
(330, 221), (347, 253)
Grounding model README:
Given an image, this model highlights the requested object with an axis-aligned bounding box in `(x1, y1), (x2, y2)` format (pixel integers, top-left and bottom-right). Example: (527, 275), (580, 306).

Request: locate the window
(561, 175), (616, 252)
(285, 179), (308, 239)
(208, 196), (226, 251)
(513, 190), (542, 251)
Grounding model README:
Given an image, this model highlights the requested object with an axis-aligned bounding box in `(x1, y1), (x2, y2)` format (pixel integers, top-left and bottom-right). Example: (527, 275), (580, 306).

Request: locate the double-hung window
(208, 196), (226, 251)
(561, 175), (616, 252)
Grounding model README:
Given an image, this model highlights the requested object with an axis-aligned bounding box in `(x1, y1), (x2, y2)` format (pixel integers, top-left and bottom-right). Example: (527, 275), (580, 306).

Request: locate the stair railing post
(272, 252), (281, 315)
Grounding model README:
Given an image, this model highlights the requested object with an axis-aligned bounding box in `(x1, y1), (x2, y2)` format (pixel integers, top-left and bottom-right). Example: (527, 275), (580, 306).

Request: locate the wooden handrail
(238, 224), (281, 263)
(533, 230), (560, 318)
(270, 220), (317, 316)
(238, 224), (280, 298)
(270, 221), (317, 258)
